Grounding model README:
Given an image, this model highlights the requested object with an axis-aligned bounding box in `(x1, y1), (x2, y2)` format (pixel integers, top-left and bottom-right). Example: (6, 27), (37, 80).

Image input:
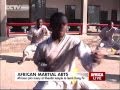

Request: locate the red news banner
(89, 72), (105, 81)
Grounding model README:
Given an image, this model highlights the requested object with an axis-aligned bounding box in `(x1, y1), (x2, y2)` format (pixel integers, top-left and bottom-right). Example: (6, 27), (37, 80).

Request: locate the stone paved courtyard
(0, 34), (120, 89)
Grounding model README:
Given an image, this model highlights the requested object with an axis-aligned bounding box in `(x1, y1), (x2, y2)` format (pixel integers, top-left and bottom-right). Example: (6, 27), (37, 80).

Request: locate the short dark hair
(36, 18), (43, 29)
(36, 18), (43, 23)
(50, 12), (68, 30)
(108, 21), (114, 26)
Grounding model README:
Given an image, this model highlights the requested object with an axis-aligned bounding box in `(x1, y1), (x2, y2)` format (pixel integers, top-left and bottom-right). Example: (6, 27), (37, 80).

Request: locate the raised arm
(114, 28), (120, 33)
(33, 44), (47, 71)
(76, 41), (103, 72)
(43, 25), (51, 36)
(33, 46), (41, 66)
(75, 41), (93, 72)
(27, 28), (33, 41)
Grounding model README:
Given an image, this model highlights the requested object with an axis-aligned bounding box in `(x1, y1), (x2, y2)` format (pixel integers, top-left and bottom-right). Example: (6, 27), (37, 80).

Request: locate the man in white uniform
(33, 12), (103, 89)
(18, 18), (50, 64)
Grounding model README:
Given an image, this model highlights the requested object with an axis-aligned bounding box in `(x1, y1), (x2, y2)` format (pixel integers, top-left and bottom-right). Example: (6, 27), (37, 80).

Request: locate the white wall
(7, 0), (29, 18)
(46, 0), (82, 19)
(46, 0), (120, 21)
(117, 0), (120, 21)
(118, 11), (120, 21)
(89, 0), (120, 21)
(6, 0), (120, 21)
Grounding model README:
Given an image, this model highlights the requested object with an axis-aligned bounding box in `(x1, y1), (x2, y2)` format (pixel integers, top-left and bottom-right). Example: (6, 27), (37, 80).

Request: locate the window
(65, 5), (76, 21)
(100, 11), (108, 23)
(31, 0), (46, 22)
(88, 5), (100, 24)
(45, 8), (58, 19)
(111, 10), (117, 21)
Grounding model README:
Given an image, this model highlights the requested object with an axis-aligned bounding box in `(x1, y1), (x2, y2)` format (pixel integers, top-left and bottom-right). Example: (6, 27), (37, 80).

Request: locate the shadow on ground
(33, 73), (120, 89)
(106, 74), (120, 83)
(87, 32), (99, 36)
(0, 55), (22, 63)
(82, 73), (120, 84)
(0, 37), (11, 42)
(104, 55), (120, 61)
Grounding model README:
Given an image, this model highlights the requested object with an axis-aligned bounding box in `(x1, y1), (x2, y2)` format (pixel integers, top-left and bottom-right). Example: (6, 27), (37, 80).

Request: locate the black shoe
(114, 53), (120, 55)
(114, 51), (120, 55)
(18, 60), (23, 65)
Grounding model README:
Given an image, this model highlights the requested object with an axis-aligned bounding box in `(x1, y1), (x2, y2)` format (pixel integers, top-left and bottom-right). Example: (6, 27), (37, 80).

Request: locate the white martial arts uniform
(23, 25), (50, 60)
(33, 35), (100, 89)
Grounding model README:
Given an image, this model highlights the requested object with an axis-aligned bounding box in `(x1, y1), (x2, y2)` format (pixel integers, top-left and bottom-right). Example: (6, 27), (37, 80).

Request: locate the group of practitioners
(17, 12), (119, 89)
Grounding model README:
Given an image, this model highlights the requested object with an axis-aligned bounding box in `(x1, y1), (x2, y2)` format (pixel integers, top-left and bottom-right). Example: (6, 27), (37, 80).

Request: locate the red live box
(89, 72), (105, 81)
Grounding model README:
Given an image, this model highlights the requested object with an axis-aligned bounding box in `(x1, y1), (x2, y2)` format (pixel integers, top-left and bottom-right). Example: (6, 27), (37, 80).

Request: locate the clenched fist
(91, 49), (105, 64)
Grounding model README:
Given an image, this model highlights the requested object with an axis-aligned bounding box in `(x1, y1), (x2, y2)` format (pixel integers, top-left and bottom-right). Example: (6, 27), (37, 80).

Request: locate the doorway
(65, 5), (75, 22)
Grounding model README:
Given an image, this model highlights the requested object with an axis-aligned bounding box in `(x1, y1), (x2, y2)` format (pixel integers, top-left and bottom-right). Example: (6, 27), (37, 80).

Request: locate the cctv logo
(89, 72), (105, 81)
